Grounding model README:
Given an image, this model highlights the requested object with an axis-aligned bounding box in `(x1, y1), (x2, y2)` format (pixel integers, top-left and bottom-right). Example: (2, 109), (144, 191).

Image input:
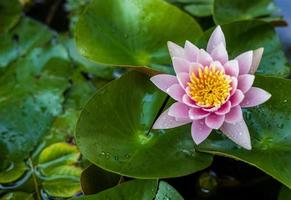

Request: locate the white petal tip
(249, 48), (264, 74)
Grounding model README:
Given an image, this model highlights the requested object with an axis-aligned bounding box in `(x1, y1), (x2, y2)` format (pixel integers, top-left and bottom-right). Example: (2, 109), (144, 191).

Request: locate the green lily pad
(41, 165), (82, 198)
(155, 181), (183, 200)
(278, 186), (291, 200)
(213, 0), (281, 24)
(0, 192), (34, 200)
(38, 143), (80, 170)
(0, 42), (70, 162)
(0, 162), (28, 184)
(42, 177), (81, 198)
(76, 71), (212, 178)
(75, 0), (202, 73)
(168, 0), (214, 17)
(64, 39), (116, 80)
(198, 21), (289, 77)
(0, 0), (21, 33)
(38, 143), (82, 198)
(197, 75), (291, 188)
(81, 164), (121, 195)
(0, 17), (54, 68)
(74, 179), (158, 200)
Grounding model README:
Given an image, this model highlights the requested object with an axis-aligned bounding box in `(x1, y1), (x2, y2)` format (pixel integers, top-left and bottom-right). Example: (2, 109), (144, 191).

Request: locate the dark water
(275, 0), (291, 62)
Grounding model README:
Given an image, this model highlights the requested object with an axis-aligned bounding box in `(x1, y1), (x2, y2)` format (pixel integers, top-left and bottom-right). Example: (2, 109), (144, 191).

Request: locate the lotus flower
(150, 26), (271, 150)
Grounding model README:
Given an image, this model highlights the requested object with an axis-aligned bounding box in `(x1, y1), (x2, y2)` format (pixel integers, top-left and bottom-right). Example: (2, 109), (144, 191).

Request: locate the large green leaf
(197, 76), (291, 188)
(168, 0), (214, 17)
(155, 181), (184, 200)
(81, 165), (120, 195)
(0, 192), (34, 200)
(213, 0), (281, 24)
(0, 42), (70, 161)
(0, 0), (21, 33)
(76, 71), (212, 178)
(278, 186), (291, 200)
(0, 17), (54, 68)
(198, 21), (289, 77)
(37, 143), (82, 198)
(42, 177), (81, 198)
(64, 39), (116, 80)
(75, 0), (202, 73)
(41, 164), (82, 198)
(0, 162), (28, 184)
(37, 143), (80, 170)
(75, 179), (158, 200)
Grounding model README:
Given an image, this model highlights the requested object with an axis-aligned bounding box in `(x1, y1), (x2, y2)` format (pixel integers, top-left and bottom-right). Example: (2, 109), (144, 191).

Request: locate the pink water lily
(150, 26), (271, 150)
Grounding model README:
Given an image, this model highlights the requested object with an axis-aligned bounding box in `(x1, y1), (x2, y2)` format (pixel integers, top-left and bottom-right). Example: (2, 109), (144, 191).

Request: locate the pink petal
(235, 51), (253, 75)
(191, 119), (212, 144)
(197, 49), (213, 66)
(150, 74), (178, 93)
(215, 101), (231, 115)
(207, 26), (226, 53)
(249, 48), (264, 74)
(166, 84), (185, 102)
(225, 106), (243, 123)
(185, 86), (192, 97)
(189, 107), (210, 120)
(240, 87), (271, 108)
(168, 102), (189, 119)
(177, 72), (190, 89)
(172, 57), (190, 74)
(184, 40), (199, 62)
(238, 74), (255, 93)
(211, 43), (228, 64)
(220, 119), (252, 150)
(230, 77), (238, 96)
(182, 95), (199, 108)
(205, 113), (225, 129)
(202, 106), (220, 112)
(230, 89), (244, 107)
(210, 61), (224, 73)
(224, 60), (239, 77)
(189, 62), (203, 77)
(153, 109), (191, 129)
(167, 41), (184, 58)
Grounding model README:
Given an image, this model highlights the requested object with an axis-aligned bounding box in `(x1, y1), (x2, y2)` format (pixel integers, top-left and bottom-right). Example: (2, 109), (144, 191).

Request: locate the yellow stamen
(187, 66), (232, 107)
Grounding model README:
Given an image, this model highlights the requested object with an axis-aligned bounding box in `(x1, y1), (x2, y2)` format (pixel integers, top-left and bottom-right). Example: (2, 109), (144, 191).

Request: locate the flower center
(187, 66), (232, 107)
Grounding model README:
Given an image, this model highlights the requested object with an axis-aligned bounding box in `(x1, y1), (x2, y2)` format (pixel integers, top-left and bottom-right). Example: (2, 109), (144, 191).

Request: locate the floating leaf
(64, 39), (116, 80)
(75, 179), (158, 200)
(168, 0), (214, 17)
(0, 0), (21, 33)
(38, 143), (80, 169)
(81, 164), (120, 195)
(0, 17), (54, 68)
(75, 0), (202, 73)
(278, 186), (291, 200)
(213, 0), (281, 24)
(0, 162), (28, 184)
(155, 181), (184, 200)
(0, 41), (70, 162)
(42, 177), (81, 198)
(39, 143), (82, 198)
(0, 192), (34, 200)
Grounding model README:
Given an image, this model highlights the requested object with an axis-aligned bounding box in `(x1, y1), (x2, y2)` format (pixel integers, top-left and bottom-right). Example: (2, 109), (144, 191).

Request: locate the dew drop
(105, 152), (111, 159)
(277, 123), (284, 129)
(125, 154), (130, 159)
(114, 156), (119, 161)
